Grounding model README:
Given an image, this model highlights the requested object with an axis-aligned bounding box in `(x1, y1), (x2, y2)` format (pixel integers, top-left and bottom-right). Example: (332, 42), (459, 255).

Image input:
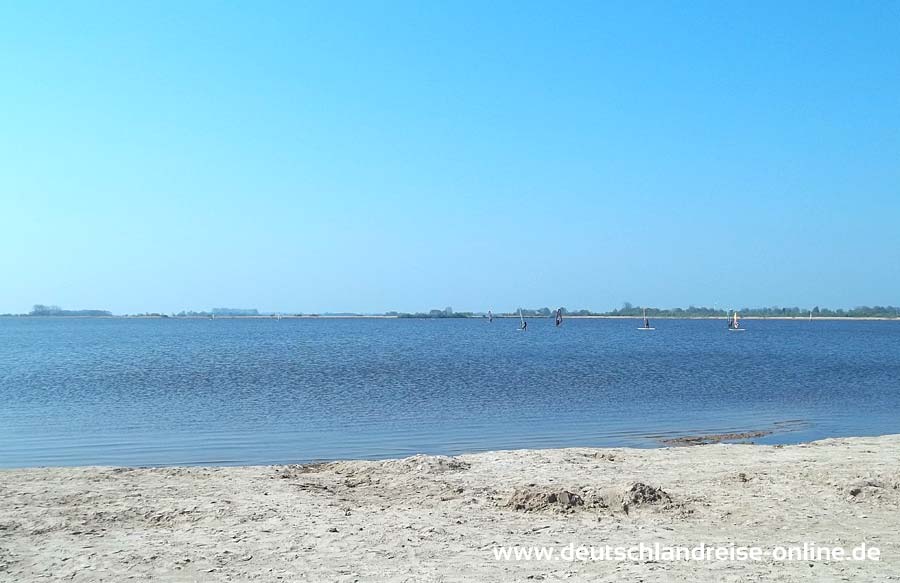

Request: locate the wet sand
(1, 435), (898, 582)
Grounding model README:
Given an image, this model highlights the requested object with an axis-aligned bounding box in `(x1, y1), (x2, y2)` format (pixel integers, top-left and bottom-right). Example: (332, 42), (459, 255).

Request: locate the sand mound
(504, 482), (676, 515)
(622, 482), (671, 506)
(505, 488), (584, 512)
(845, 476), (900, 504)
(274, 461), (354, 480)
(381, 455), (471, 474)
(275, 462), (335, 478)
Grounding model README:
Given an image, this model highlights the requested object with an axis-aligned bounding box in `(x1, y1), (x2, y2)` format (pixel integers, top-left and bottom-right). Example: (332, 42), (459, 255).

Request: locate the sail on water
(518, 308), (527, 331)
(728, 310), (745, 332)
(555, 308), (562, 327)
(638, 307), (655, 330)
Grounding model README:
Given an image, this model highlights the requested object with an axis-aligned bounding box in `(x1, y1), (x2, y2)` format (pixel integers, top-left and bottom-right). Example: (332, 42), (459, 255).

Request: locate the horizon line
(7, 303), (900, 318)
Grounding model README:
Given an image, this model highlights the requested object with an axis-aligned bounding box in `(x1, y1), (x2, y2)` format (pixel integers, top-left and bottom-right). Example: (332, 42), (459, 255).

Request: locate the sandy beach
(1, 435), (898, 582)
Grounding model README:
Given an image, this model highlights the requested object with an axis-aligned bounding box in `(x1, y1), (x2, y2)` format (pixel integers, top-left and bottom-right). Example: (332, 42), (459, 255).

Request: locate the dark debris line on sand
(660, 430), (773, 446)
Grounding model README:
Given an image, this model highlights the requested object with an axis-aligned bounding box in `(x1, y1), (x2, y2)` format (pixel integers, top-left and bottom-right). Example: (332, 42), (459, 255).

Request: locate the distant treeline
(388, 307), (475, 318)
(398, 304), (900, 319)
(212, 308), (259, 316)
(6, 303), (899, 319)
(28, 305), (112, 317)
(602, 303), (900, 318)
(173, 308), (260, 317)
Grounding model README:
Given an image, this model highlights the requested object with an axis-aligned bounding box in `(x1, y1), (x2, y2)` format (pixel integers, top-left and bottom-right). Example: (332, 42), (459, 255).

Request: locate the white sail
(638, 307), (654, 330)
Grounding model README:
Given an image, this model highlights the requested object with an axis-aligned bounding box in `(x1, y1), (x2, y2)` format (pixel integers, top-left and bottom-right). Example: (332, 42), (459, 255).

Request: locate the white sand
(2, 435), (899, 582)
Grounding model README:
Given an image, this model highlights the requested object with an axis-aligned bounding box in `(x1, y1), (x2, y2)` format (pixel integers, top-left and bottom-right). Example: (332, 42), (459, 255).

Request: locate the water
(1, 317), (898, 468)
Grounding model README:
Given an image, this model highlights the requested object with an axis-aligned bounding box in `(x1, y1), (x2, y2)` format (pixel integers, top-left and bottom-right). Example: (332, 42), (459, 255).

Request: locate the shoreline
(2, 315), (898, 321)
(3, 435), (898, 581)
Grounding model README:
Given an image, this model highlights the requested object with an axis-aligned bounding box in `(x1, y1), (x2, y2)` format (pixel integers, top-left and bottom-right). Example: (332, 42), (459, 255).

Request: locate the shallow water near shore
(1, 317), (898, 468)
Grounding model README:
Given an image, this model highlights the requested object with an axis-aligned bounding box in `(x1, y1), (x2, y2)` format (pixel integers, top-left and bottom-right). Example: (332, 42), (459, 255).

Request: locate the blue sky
(2, 1), (898, 314)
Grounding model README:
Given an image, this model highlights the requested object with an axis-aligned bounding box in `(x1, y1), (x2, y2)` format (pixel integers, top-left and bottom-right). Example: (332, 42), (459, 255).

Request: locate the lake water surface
(1, 317), (898, 467)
